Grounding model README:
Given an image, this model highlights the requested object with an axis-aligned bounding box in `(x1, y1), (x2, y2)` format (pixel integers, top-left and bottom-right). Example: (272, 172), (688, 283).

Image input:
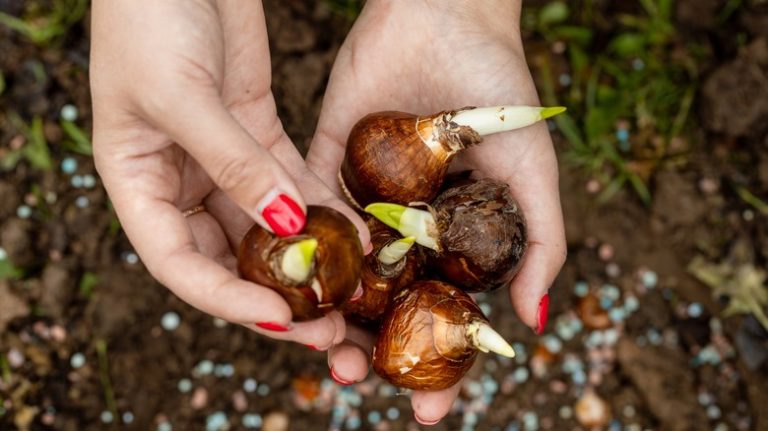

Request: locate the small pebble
(482, 377), (499, 395)
(707, 405), (722, 420)
(622, 405), (636, 418)
(624, 296), (640, 312)
(625, 424), (641, 431)
(367, 410), (382, 424)
(606, 262), (621, 278)
(479, 302), (492, 317)
(17, 205), (32, 218)
(61, 157), (77, 174)
(464, 411), (478, 426)
(205, 411), (229, 431)
(513, 367), (530, 384)
(214, 363), (235, 378)
(346, 415), (361, 430)
(598, 244), (614, 261)
(50, 325), (67, 342)
(575, 389), (610, 428)
(586, 179), (601, 194)
(194, 360), (214, 376)
(713, 423), (728, 431)
(213, 317), (228, 328)
(699, 177), (719, 194)
(512, 343), (527, 363)
(161, 312), (181, 331)
(0, 247), (7, 260)
(609, 307), (627, 323)
(386, 407), (400, 420)
(70, 352), (86, 369)
(122, 411), (135, 424)
(743, 209), (754, 221)
(558, 73), (572, 86)
(698, 392), (713, 406)
(632, 58), (645, 70)
(7, 348), (24, 368)
(687, 303), (703, 318)
(177, 378), (193, 393)
(100, 411), (114, 424)
(600, 297), (614, 310)
(640, 270), (658, 288)
(484, 359), (499, 373)
(191, 387), (209, 410)
(157, 421), (172, 431)
(60, 104), (78, 121)
(232, 390), (248, 412)
(616, 129), (630, 142)
(75, 196), (90, 208)
(71, 175), (84, 188)
(125, 252), (139, 265)
(572, 370), (587, 386)
(558, 406), (573, 419)
(82, 174), (96, 188)
(522, 411), (539, 431)
(257, 383), (270, 396)
(243, 378), (258, 393)
(604, 328), (620, 346)
(242, 413), (262, 429)
(542, 335), (563, 354)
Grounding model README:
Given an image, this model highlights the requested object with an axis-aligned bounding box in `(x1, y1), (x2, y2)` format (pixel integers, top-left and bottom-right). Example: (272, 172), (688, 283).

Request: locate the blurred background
(1, 0), (767, 430)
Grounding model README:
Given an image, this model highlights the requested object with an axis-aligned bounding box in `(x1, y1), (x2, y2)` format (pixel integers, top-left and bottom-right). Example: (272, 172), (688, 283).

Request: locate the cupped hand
(307, 0), (566, 423)
(90, 0), (370, 350)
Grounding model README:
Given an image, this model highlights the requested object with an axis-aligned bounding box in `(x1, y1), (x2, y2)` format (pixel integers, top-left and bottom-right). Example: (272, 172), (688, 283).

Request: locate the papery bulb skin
(341, 218), (421, 325)
(237, 206), (363, 321)
(372, 280), (486, 391)
(428, 178), (527, 292)
(339, 110), (482, 209)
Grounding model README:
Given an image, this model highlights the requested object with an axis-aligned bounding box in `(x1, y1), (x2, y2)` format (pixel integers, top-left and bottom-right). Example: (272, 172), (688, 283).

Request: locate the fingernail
(535, 293), (550, 335)
(305, 344), (322, 351)
(255, 321), (290, 332)
(258, 191), (306, 237)
(414, 415), (440, 426)
(349, 284), (364, 302)
(330, 367), (353, 385)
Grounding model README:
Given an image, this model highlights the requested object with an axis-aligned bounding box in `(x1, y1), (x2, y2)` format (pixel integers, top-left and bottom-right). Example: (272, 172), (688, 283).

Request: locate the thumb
(153, 96), (306, 237)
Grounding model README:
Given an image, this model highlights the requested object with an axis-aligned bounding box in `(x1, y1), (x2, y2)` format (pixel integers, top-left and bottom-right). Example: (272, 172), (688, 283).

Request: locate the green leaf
(0, 258), (22, 280)
(554, 113), (586, 150)
(551, 25), (593, 45)
(78, 271), (101, 299)
(0, 149), (23, 171)
(0, 71), (5, 96)
(584, 107), (615, 143)
(627, 172), (652, 205)
(610, 33), (647, 57)
(23, 117), (53, 171)
(61, 120), (93, 155)
(538, 1), (569, 26)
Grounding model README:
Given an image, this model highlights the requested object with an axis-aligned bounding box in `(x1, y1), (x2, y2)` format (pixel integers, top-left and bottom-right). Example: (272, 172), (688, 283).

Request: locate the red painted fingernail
(330, 367), (353, 385)
(259, 191), (306, 237)
(536, 293), (550, 335)
(414, 415), (440, 426)
(255, 322), (290, 332)
(305, 344), (322, 351)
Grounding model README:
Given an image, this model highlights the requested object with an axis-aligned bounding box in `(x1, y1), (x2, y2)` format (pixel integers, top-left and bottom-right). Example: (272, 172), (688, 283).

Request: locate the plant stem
(281, 238), (318, 283)
(365, 204), (439, 250)
(467, 321), (515, 358)
(378, 237), (415, 265)
(450, 106), (566, 136)
(95, 339), (118, 420)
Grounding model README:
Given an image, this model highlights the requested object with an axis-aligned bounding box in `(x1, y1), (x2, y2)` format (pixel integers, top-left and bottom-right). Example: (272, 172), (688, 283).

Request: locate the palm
(307, 2), (564, 423)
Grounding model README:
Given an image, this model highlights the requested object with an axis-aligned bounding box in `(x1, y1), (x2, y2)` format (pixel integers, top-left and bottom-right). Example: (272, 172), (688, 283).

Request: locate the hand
(307, 0), (566, 423)
(90, 0), (369, 350)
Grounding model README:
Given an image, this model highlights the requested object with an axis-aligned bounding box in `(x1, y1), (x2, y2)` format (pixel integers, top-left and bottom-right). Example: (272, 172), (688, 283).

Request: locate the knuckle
(213, 157), (255, 193)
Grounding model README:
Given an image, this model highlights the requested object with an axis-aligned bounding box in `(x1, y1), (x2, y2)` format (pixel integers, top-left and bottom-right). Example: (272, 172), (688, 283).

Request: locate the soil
(1, 1), (767, 431)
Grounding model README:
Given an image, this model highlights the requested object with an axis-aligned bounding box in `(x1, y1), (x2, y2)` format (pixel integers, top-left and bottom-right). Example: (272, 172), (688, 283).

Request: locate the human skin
(89, 0), (371, 350)
(307, 0), (566, 424)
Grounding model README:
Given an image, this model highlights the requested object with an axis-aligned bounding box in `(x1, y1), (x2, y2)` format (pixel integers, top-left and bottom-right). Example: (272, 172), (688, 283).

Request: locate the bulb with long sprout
(372, 280), (515, 391)
(366, 178), (527, 293)
(339, 105), (566, 208)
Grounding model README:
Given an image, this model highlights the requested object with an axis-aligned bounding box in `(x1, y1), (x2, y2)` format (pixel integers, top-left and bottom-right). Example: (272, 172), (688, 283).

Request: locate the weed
(96, 340), (118, 421)
(530, 0), (704, 204)
(78, 271), (100, 299)
(61, 120), (92, 156)
(0, 0), (89, 46)
(1, 114), (53, 171)
(323, 0), (363, 21)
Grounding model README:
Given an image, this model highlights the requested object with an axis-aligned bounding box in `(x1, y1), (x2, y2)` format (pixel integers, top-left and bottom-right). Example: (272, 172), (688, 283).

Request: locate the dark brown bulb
(237, 206), (363, 321)
(339, 110), (482, 209)
(372, 280), (492, 391)
(341, 218), (422, 324)
(428, 178), (527, 292)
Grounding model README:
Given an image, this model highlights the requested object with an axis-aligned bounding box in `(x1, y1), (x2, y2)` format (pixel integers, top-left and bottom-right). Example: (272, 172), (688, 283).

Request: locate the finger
(477, 124), (566, 333)
(148, 89), (307, 238)
(411, 381), (463, 426)
(327, 325), (375, 385)
(243, 311), (344, 351)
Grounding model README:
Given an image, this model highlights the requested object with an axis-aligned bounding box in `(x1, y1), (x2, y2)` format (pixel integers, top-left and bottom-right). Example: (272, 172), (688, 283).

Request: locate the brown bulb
(237, 206), (363, 321)
(339, 106), (566, 209)
(339, 110), (479, 209)
(372, 280), (515, 391)
(427, 178), (527, 292)
(341, 218), (422, 324)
